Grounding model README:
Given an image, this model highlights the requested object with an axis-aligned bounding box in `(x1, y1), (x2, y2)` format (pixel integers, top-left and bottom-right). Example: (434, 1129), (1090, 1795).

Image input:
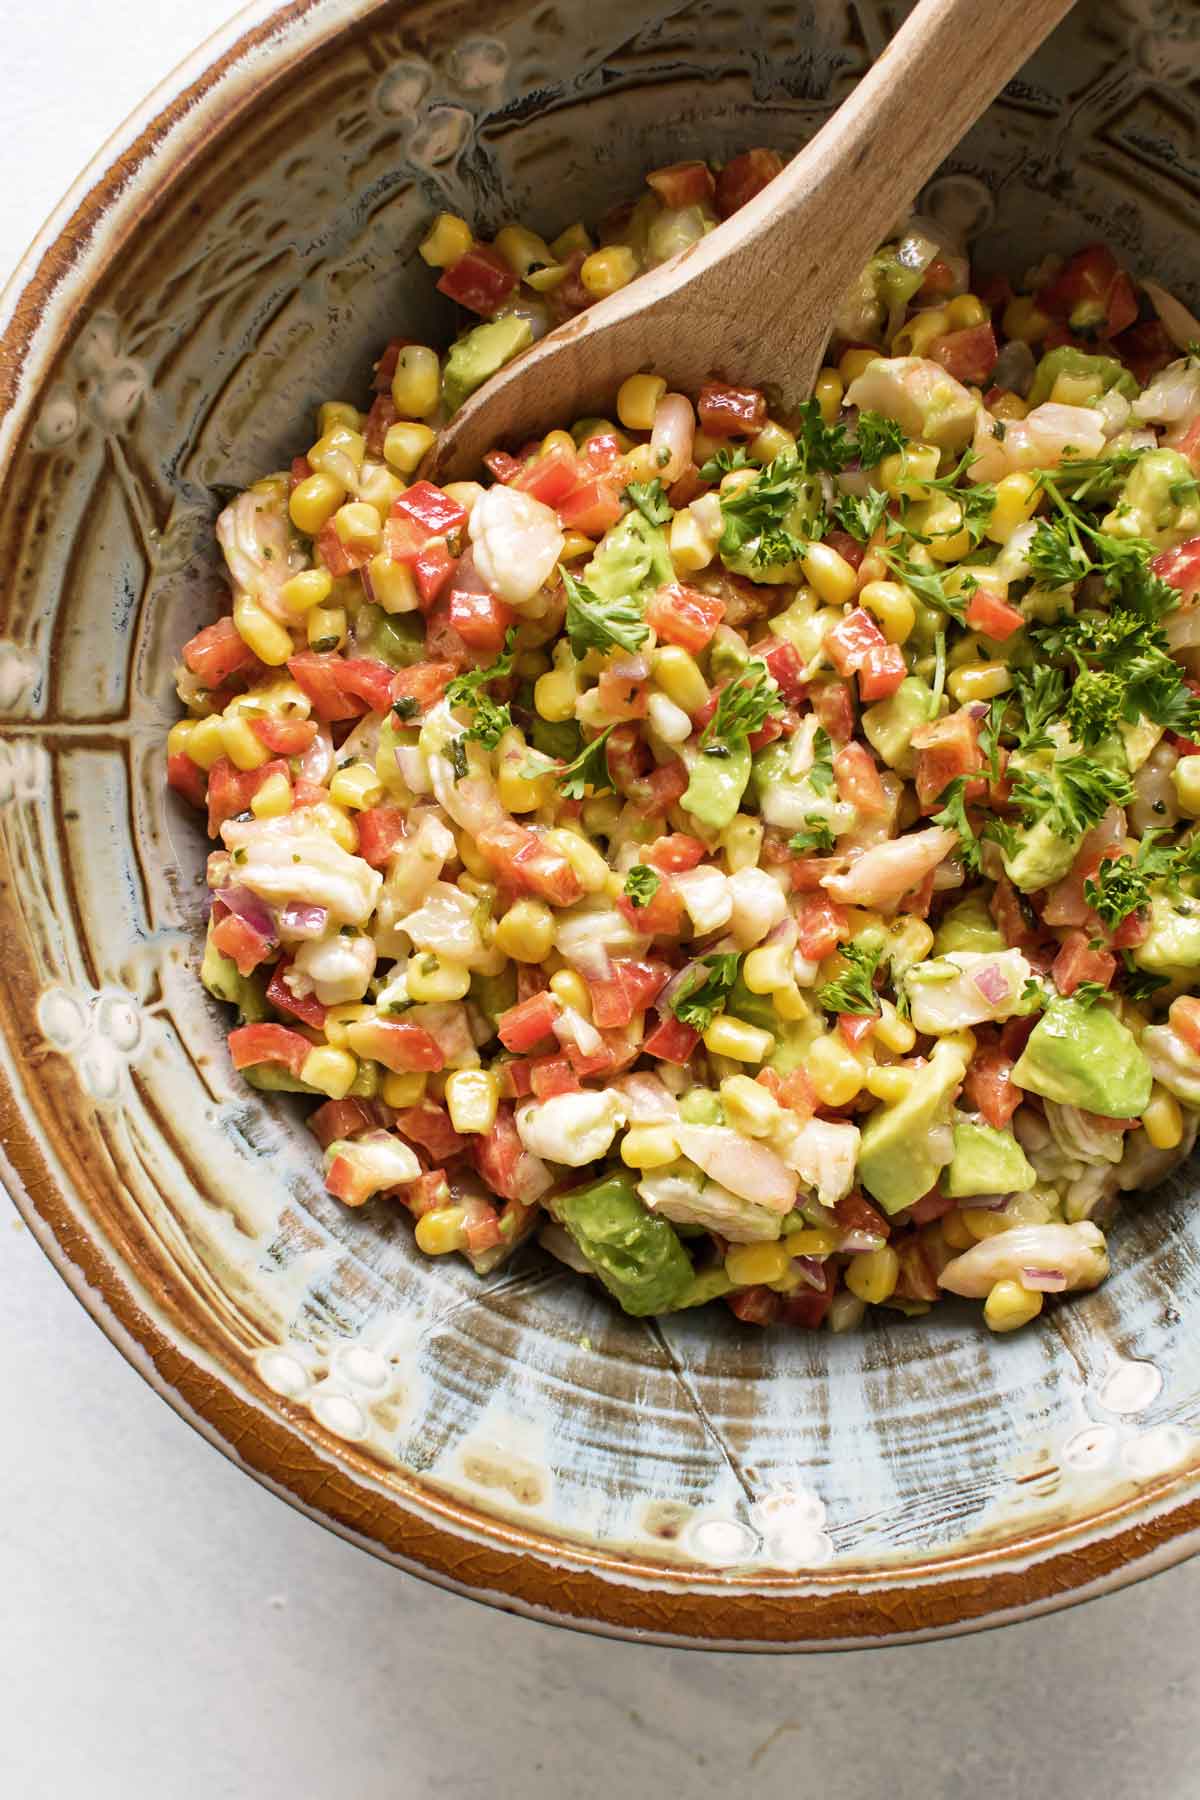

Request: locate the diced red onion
(564, 940), (613, 982)
(968, 1193), (1010, 1212)
(1020, 1267), (1068, 1292)
(965, 700), (991, 720)
(840, 1229), (887, 1254)
(219, 885), (278, 943)
(765, 916), (799, 950)
(657, 959), (704, 1014)
(972, 962), (1010, 1005)
(1142, 278), (1200, 353)
(279, 901), (328, 940)
(609, 653), (649, 683)
(790, 1254), (829, 1291)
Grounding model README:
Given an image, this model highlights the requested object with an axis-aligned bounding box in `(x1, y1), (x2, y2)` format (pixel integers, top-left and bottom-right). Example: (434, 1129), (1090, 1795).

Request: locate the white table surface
(3, 5), (1199, 1794)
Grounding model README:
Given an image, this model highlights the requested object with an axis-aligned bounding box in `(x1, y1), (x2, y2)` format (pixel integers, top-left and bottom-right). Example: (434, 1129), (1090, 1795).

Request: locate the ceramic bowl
(3, 0), (1200, 1649)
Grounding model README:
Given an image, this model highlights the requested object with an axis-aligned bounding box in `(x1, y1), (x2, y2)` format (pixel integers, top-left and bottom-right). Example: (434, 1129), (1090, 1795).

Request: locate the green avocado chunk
(857, 1038), (968, 1215)
(943, 1119), (1036, 1198)
(1102, 447), (1200, 549)
(933, 895), (1005, 956)
(201, 924), (267, 1022)
(1001, 813), (1078, 895)
(682, 742), (752, 831)
(1011, 995), (1152, 1116)
(242, 1063), (320, 1095)
(676, 1267), (736, 1308)
(862, 677), (935, 775)
(1133, 892), (1200, 978)
(584, 508), (673, 605)
(551, 1170), (694, 1316)
(442, 315), (534, 415)
(1026, 347), (1138, 410)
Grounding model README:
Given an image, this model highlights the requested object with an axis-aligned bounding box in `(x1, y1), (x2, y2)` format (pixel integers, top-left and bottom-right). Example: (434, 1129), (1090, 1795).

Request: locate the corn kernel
(787, 1228), (840, 1257)
(749, 420), (796, 463)
(415, 1205), (470, 1255)
(444, 1068), (500, 1135)
(232, 595), (293, 668)
(864, 1065), (916, 1103)
(306, 605), (347, 652)
(321, 1003), (373, 1048)
(1172, 755), (1200, 818)
(874, 998), (916, 1054)
(406, 953), (471, 1004)
(383, 421), (436, 474)
(620, 1124), (681, 1170)
(725, 1241), (792, 1287)
(419, 212), (473, 268)
(289, 471), (345, 535)
(167, 719), (197, 758)
(802, 541), (858, 608)
(946, 293), (987, 329)
(963, 1206), (1011, 1241)
(720, 1074), (781, 1138)
(525, 263), (569, 293)
(990, 391), (1029, 422)
(947, 661), (1012, 704)
(185, 716), (225, 770)
(1142, 1085), (1184, 1151)
(621, 443), (662, 484)
(492, 899), (555, 962)
(544, 827), (609, 894)
(1002, 295), (1051, 344)
(580, 245), (638, 298)
(940, 1209), (974, 1250)
(652, 644), (709, 713)
(814, 367), (844, 424)
(318, 401), (362, 435)
(304, 798), (357, 854)
(249, 771), (293, 819)
(531, 663), (578, 723)
(719, 467), (758, 499)
(691, 427), (724, 465)
(549, 969), (591, 1016)
(440, 481), (483, 522)
(559, 530), (595, 562)
(382, 1069), (427, 1108)
(845, 1245), (901, 1305)
(986, 472), (1040, 545)
(333, 501), (382, 555)
(390, 344), (441, 420)
(308, 425), (366, 485)
(1049, 371), (1103, 407)
(772, 983), (811, 1022)
(702, 1016), (775, 1062)
(894, 308), (948, 357)
(984, 1278), (1044, 1332)
(879, 443), (940, 500)
(808, 1033), (866, 1106)
(279, 568), (333, 614)
(366, 552), (420, 615)
(552, 222), (592, 261)
(721, 813), (764, 875)
(497, 759), (553, 813)
(838, 347), (881, 385)
(669, 507), (716, 574)
(616, 373), (667, 432)
(300, 1046), (358, 1100)
(743, 942), (794, 995)
(330, 763), (384, 810)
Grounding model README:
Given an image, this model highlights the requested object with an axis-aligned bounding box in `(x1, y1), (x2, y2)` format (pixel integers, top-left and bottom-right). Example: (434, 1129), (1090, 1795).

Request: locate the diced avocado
(1132, 891), (1200, 978)
(585, 508), (673, 604)
(442, 315), (533, 415)
(1102, 447), (1200, 549)
(749, 736), (847, 834)
(857, 1038), (968, 1214)
(470, 964), (518, 1025)
(551, 1170), (695, 1316)
(201, 926), (268, 1021)
(720, 471), (824, 583)
(530, 716), (581, 763)
(682, 742), (752, 831)
(1001, 814), (1078, 894)
(1011, 995), (1152, 1116)
(933, 895), (1004, 956)
(943, 1119), (1036, 1198)
(242, 1063), (320, 1095)
(679, 1088), (722, 1126)
(356, 603), (424, 668)
(766, 1016), (822, 1075)
(1120, 717), (1164, 773)
(1026, 347), (1138, 410)
(862, 677), (935, 775)
(676, 1266), (736, 1308)
(726, 975), (781, 1039)
(708, 625), (751, 682)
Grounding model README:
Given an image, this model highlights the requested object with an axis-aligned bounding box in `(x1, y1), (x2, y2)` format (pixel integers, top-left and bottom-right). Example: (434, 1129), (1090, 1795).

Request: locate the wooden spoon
(427, 0), (1074, 481)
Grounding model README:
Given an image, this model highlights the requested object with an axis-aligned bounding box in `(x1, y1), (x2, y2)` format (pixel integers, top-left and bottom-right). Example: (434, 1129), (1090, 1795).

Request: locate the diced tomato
(911, 710), (982, 809)
(927, 322), (999, 385)
(497, 990), (560, 1053)
(228, 1022), (312, 1079)
(962, 1044), (1021, 1129)
(643, 1014), (701, 1064)
(756, 1066), (816, 1119)
(697, 381), (768, 439)
(824, 528), (865, 570)
(472, 1105), (536, 1202)
(1111, 908), (1149, 951)
(617, 878), (686, 937)
(1052, 930), (1116, 997)
(1111, 318), (1176, 387)
(405, 1169), (452, 1217)
(1152, 536), (1200, 602)
(834, 1189), (891, 1243)
(639, 759), (690, 818)
(824, 608), (885, 677)
(251, 717), (318, 755)
(595, 667), (649, 721)
(748, 714), (786, 752)
(834, 741), (888, 815)
(910, 1188), (956, 1226)
(382, 511), (428, 565)
(436, 243), (518, 317)
(529, 1055), (582, 1099)
(587, 958), (670, 1028)
(646, 159), (715, 208)
(355, 805), (406, 869)
(393, 1100), (467, 1162)
(512, 442), (579, 507)
(287, 652), (367, 723)
(645, 582), (725, 654)
(990, 875), (1047, 957)
(893, 1237), (940, 1303)
(1037, 244), (1138, 338)
(335, 657), (400, 715)
(919, 257), (961, 299)
(167, 752), (206, 810)
(580, 431), (624, 472)
(727, 1285), (783, 1325)
(308, 1097), (377, 1150)
(644, 834), (707, 872)
(809, 679), (855, 745)
(206, 756), (291, 834)
(363, 393), (398, 459)
(965, 588), (1025, 640)
(795, 891), (850, 959)
(476, 820), (584, 906)
(757, 636), (807, 703)
(392, 480), (468, 538)
(390, 659), (457, 715)
(1169, 996), (1200, 1056)
(318, 519), (374, 579)
(715, 147), (784, 219)
(183, 616), (260, 688)
(211, 909), (276, 977)
(448, 589), (514, 656)
(495, 1058), (535, 1100)
(778, 1281), (834, 1330)
(857, 641), (907, 700)
(556, 474), (623, 536)
(262, 959), (325, 1028)
(838, 1012), (876, 1048)
(483, 449), (522, 483)
(351, 1018), (445, 1073)
(414, 540), (458, 608)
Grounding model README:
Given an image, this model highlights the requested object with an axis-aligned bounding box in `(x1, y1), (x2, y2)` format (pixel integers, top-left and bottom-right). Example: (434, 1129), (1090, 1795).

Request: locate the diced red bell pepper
(167, 752), (207, 810)
(911, 710), (982, 809)
(644, 834), (707, 872)
(617, 878), (686, 937)
(309, 1097), (378, 1150)
(512, 442), (579, 507)
(1152, 536), (1200, 601)
(495, 1058), (535, 1100)
(497, 990), (561, 1053)
(642, 1014), (701, 1064)
(697, 381), (768, 439)
(390, 659), (458, 715)
(266, 959), (327, 1028)
(351, 1018), (445, 1073)
(580, 431), (624, 472)
(287, 652), (367, 723)
(228, 1022), (313, 1079)
(421, 597), (471, 670)
(483, 449), (522, 483)
(756, 636), (807, 703)
(795, 891), (850, 960)
(714, 147), (784, 219)
(392, 481), (468, 538)
(1052, 930), (1116, 997)
(448, 589), (514, 656)
(809, 679), (855, 745)
(317, 520), (372, 578)
(382, 511), (428, 564)
(405, 1170), (453, 1217)
(336, 657), (401, 715)
(587, 958), (671, 1029)
(962, 1044), (1021, 1129)
(834, 741), (888, 815)
(414, 540), (458, 608)
(838, 1012), (876, 1048)
(211, 909), (275, 977)
(1037, 244), (1138, 338)
(475, 820), (584, 906)
(726, 1285), (783, 1326)
(355, 805), (407, 869)
(646, 159), (715, 208)
(393, 1100), (468, 1162)
(529, 1055), (582, 1099)
(206, 756), (292, 834)
(964, 588), (1025, 641)
(927, 322), (998, 385)
(857, 642), (907, 701)
(824, 608), (885, 677)
(645, 582), (725, 655)
(363, 393), (398, 459)
(251, 716), (318, 755)
(556, 474), (624, 537)
(183, 615), (261, 687)
(436, 243), (518, 317)
(473, 1105), (544, 1203)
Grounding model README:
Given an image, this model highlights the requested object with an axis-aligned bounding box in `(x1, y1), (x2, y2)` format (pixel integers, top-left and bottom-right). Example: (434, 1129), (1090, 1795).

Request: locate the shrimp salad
(167, 149), (1200, 1333)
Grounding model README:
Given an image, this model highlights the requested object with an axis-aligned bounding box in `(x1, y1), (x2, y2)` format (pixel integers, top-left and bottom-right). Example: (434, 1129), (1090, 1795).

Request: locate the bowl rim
(2, 0), (1199, 1650)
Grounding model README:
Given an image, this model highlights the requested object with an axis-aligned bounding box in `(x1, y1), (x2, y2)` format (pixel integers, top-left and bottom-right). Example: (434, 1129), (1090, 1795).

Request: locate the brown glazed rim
(2, 0), (1199, 1648)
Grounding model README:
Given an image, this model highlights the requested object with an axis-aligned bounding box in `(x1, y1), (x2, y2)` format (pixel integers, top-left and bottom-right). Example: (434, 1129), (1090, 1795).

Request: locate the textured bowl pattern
(2, 0), (1200, 1646)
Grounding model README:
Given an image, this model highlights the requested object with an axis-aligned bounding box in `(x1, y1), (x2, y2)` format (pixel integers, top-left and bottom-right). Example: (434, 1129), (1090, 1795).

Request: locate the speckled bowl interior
(3, 0), (1200, 1648)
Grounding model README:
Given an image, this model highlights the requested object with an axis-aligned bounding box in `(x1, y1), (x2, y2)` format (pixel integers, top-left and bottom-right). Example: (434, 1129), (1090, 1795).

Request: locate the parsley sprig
(788, 815), (837, 854)
(817, 940), (883, 1016)
(562, 567), (650, 658)
(669, 953), (742, 1033)
(557, 725), (617, 799)
(700, 659), (785, 755)
(931, 775), (982, 874)
(622, 479), (672, 526)
(623, 865), (661, 909)
(443, 629), (517, 748)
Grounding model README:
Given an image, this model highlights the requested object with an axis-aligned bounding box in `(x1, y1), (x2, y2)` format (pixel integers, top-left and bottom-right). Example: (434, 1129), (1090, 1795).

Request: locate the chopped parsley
(669, 952), (742, 1033)
(700, 658), (785, 754)
(1064, 667), (1124, 748)
(558, 725), (617, 799)
(623, 864), (661, 908)
(699, 445), (754, 482)
(562, 567), (650, 658)
(1121, 955), (1170, 1003)
(817, 940), (882, 1017)
(931, 775), (982, 874)
(852, 411), (906, 469)
(448, 737), (468, 781)
(832, 486), (889, 544)
(1070, 981), (1108, 1010)
(444, 629), (517, 748)
(1007, 752), (1133, 841)
(788, 815), (837, 854)
(794, 399), (853, 474)
(391, 694), (420, 721)
(622, 479), (672, 526)
(718, 449), (823, 567)
(880, 535), (971, 619)
(808, 726), (836, 795)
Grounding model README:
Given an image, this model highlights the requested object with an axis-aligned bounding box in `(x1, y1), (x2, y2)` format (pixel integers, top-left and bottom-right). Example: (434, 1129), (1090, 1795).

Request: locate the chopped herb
(1070, 981), (1108, 1010)
(1064, 667), (1124, 748)
(718, 448), (823, 567)
(808, 726), (836, 795)
(701, 658), (785, 754)
(623, 864), (661, 908)
(788, 815), (837, 854)
(449, 737), (468, 781)
(1008, 752), (1133, 841)
(880, 535), (971, 619)
(817, 939), (882, 1017)
(623, 479), (672, 526)
(562, 567), (649, 658)
(670, 952), (742, 1033)
(391, 695), (420, 721)
(832, 486), (889, 544)
(929, 629), (947, 718)
(794, 398), (854, 474)
(1121, 953), (1170, 1002)
(932, 775), (982, 874)
(852, 411), (906, 469)
(699, 445), (754, 482)
(1011, 665), (1067, 751)
(558, 725), (616, 799)
(444, 629), (517, 748)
